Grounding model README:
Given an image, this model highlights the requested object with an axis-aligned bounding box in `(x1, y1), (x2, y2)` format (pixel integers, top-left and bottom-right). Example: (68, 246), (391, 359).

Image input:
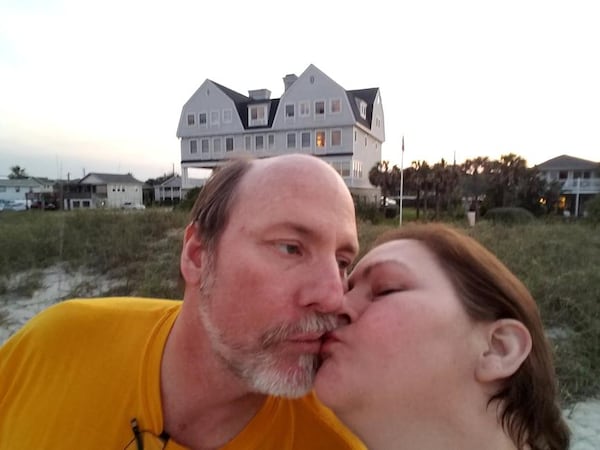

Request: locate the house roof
(0, 177), (46, 188)
(79, 173), (143, 184)
(536, 155), (599, 171)
(204, 66), (380, 131)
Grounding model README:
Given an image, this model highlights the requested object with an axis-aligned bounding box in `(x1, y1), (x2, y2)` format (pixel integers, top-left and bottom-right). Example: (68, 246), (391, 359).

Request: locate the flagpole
(399, 135), (404, 226)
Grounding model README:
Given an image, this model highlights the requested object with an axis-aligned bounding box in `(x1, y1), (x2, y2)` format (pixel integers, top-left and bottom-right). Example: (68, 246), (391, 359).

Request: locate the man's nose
(297, 259), (345, 313)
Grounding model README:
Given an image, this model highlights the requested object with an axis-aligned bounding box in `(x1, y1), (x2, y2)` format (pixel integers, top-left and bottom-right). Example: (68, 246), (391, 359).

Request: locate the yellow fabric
(0, 297), (365, 450)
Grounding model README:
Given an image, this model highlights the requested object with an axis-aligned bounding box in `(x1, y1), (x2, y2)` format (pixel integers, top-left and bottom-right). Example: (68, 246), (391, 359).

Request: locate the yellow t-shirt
(0, 298), (364, 450)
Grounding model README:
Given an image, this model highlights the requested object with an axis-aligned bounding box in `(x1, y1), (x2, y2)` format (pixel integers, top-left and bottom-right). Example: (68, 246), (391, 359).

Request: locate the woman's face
(315, 239), (486, 415)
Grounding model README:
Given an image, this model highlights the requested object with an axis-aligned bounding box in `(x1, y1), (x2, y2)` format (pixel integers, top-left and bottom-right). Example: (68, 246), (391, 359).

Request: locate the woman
(315, 223), (569, 450)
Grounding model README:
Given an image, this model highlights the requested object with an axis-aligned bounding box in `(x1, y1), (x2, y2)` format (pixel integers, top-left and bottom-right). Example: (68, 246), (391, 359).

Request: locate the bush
(482, 207), (535, 225)
(584, 194), (600, 223)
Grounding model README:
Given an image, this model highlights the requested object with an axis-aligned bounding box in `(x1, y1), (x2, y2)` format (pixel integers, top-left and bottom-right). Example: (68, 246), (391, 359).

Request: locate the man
(0, 154), (364, 450)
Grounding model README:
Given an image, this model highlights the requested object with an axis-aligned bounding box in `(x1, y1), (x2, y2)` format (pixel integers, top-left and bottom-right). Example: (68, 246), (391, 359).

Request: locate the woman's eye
(277, 243), (301, 255)
(375, 288), (402, 298)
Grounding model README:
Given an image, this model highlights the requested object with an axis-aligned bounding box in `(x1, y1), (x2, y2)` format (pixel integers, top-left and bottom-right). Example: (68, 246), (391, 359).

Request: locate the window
(213, 138), (221, 152)
(0, 187), (5, 192)
(354, 131), (357, 141)
(82, 200), (90, 208)
(331, 130), (341, 146)
(73, 201), (80, 208)
(301, 132), (311, 148)
(299, 101), (310, 117)
(573, 171), (582, 179)
(249, 105), (268, 126)
(199, 113), (207, 126)
(375, 117), (381, 128)
(559, 171), (568, 179)
(316, 131), (326, 148)
(330, 99), (341, 114)
(359, 101), (367, 119)
(268, 134), (275, 149)
(315, 101), (325, 117)
(353, 160), (363, 178)
(210, 111), (220, 126)
(223, 109), (232, 123)
(255, 135), (264, 150)
(201, 139), (209, 153)
(245, 135), (252, 151)
(364, 136), (368, 147)
(285, 104), (295, 119)
(187, 114), (195, 126)
(190, 140), (197, 154)
(226, 137), (234, 152)
(287, 133), (296, 149)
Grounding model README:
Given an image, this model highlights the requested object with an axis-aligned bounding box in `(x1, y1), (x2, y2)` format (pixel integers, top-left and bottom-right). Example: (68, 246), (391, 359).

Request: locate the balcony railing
(560, 178), (600, 193)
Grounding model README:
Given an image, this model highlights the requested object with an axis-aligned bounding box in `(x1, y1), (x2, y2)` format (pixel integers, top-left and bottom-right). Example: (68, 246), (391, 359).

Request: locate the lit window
(190, 140), (197, 154)
(226, 137), (234, 151)
(315, 101), (325, 117)
(287, 133), (296, 149)
(330, 99), (341, 114)
(285, 104), (295, 119)
(187, 114), (195, 126)
(316, 131), (326, 148)
(331, 130), (341, 146)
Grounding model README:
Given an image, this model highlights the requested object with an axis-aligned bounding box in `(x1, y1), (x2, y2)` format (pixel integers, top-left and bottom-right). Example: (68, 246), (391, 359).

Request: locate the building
(154, 174), (205, 205)
(536, 155), (600, 216)
(176, 64), (385, 202)
(63, 173), (144, 209)
(0, 178), (54, 205)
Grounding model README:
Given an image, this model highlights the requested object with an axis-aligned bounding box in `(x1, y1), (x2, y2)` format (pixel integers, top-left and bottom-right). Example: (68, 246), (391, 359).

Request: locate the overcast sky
(1, 0), (598, 181)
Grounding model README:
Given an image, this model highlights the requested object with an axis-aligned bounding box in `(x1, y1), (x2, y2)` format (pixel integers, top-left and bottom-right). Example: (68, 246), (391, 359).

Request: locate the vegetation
(8, 165), (29, 179)
(0, 209), (598, 405)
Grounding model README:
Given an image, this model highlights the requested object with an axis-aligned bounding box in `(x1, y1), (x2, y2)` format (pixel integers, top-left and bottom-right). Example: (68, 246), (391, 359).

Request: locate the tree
(8, 165), (28, 179)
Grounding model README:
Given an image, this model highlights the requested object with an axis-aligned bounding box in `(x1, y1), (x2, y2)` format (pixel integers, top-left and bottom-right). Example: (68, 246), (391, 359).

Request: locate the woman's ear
(475, 319), (532, 383)
(180, 222), (204, 285)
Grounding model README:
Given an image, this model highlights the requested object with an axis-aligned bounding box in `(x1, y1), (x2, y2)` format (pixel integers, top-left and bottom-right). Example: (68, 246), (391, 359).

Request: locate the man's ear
(180, 222), (204, 285)
(475, 319), (532, 383)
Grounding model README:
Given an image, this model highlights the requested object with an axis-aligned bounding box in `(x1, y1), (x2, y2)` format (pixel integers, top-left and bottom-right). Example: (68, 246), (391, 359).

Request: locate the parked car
(122, 202), (146, 210)
(2, 200), (27, 211)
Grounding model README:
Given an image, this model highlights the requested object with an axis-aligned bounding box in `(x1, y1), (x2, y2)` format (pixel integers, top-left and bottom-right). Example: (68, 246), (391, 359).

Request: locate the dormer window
(187, 114), (195, 126)
(359, 101), (367, 119)
(285, 104), (295, 119)
(315, 101), (325, 118)
(249, 104), (268, 126)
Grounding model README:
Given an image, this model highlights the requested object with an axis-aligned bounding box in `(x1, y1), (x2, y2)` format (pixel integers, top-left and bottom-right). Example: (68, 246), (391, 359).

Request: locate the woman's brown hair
(374, 223), (570, 450)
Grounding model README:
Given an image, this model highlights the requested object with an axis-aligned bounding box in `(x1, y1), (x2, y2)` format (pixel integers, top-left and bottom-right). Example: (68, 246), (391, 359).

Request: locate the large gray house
(176, 64), (385, 202)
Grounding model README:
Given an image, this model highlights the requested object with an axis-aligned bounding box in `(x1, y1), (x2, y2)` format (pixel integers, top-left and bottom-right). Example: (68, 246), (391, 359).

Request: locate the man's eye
(277, 243), (301, 255)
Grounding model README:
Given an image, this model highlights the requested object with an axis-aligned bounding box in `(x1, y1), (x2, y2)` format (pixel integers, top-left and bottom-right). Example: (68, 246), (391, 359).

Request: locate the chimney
(283, 74), (298, 92)
(248, 89), (271, 100)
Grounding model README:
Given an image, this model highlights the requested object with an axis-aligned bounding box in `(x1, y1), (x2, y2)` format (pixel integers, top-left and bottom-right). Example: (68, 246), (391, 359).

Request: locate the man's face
(197, 159), (358, 397)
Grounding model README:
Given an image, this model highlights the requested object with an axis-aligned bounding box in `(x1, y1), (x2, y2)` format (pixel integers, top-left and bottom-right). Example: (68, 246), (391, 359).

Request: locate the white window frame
(316, 130), (326, 148)
(301, 131), (311, 149)
(190, 139), (198, 154)
(315, 100), (325, 118)
(287, 132), (296, 149)
(359, 101), (367, 119)
(255, 135), (264, 151)
(245, 135), (252, 151)
(267, 134), (275, 150)
(201, 139), (209, 153)
(330, 98), (341, 114)
(249, 104), (268, 126)
(331, 129), (342, 147)
(187, 113), (196, 126)
(299, 101), (310, 117)
(285, 103), (295, 120)
(210, 110), (220, 126)
(213, 137), (222, 152)
(199, 112), (208, 126)
(223, 109), (233, 124)
(225, 136), (234, 152)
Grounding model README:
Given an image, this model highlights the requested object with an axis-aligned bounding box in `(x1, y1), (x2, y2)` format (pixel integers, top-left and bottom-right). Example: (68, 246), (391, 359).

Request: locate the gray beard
(198, 262), (338, 397)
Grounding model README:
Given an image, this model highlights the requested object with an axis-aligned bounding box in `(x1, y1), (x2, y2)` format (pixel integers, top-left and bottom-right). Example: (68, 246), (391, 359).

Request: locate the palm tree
(8, 165), (28, 179)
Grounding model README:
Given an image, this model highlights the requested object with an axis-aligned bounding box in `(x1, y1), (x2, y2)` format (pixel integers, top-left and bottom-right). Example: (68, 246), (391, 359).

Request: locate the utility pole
(399, 136), (405, 226)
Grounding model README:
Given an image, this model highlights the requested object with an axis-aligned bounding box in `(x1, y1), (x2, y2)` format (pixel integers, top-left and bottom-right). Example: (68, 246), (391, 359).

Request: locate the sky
(1, 0), (598, 182)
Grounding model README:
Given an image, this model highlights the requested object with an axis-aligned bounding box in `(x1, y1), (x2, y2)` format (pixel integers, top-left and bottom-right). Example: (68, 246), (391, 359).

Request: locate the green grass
(1, 209), (598, 404)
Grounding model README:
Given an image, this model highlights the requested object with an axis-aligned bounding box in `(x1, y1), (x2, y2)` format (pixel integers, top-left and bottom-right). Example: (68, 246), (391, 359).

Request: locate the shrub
(482, 207), (535, 225)
(584, 194), (600, 223)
